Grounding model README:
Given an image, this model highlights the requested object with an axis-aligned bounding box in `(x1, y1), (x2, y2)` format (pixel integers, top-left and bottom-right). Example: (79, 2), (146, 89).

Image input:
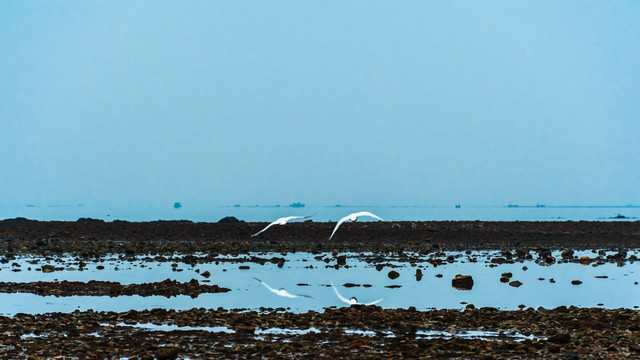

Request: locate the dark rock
(452, 274), (474, 290)
(415, 268), (423, 281)
(548, 333), (571, 344)
(388, 270), (400, 280)
(41, 265), (55, 273)
(536, 249), (556, 265)
(571, 280), (582, 285)
(337, 255), (346, 266)
(491, 257), (512, 264)
(218, 216), (244, 223)
(515, 249), (532, 260)
(561, 249), (574, 259)
(509, 280), (523, 287)
(155, 346), (179, 360)
(548, 343), (562, 353)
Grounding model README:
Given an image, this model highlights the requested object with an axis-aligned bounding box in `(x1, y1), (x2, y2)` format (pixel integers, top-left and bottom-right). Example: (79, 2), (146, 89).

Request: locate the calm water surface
(1, 204), (639, 222)
(1, 251), (638, 316)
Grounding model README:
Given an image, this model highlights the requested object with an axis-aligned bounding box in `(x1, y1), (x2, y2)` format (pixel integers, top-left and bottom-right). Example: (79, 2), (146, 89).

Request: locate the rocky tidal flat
(0, 218), (639, 358)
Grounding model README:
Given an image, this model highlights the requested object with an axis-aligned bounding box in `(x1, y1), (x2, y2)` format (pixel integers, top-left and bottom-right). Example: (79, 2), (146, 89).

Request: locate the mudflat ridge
(1, 218), (639, 256)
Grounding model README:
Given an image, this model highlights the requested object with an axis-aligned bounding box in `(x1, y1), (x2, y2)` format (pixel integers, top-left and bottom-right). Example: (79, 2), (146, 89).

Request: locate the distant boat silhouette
(289, 202), (305, 208)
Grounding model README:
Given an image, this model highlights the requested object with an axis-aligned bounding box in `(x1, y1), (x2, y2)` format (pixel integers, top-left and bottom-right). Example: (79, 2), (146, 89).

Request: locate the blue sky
(1, 1), (639, 209)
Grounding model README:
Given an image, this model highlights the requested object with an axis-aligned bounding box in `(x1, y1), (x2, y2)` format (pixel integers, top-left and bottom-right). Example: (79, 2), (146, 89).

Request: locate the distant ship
(289, 202), (305, 208)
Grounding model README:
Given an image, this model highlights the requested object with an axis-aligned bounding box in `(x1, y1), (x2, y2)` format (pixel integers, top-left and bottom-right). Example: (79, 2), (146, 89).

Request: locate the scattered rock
(452, 274), (474, 290)
(155, 346), (179, 360)
(41, 265), (55, 273)
(571, 280), (582, 285)
(509, 280), (523, 288)
(548, 333), (571, 344)
(561, 249), (574, 259)
(388, 270), (400, 280)
(218, 216), (244, 223)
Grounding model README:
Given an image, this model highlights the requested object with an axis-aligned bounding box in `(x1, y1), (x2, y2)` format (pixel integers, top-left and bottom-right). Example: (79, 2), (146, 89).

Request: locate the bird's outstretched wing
(356, 211), (383, 221)
(329, 215), (351, 240)
(364, 298), (383, 306)
(254, 277), (312, 299)
(251, 221), (278, 237)
(331, 283), (353, 304)
(286, 214), (314, 221)
(252, 215), (314, 237)
(253, 277), (277, 293)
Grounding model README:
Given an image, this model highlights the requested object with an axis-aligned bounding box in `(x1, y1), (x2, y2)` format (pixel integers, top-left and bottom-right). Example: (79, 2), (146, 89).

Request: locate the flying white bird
(253, 277), (313, 299)
(251, 215), (313, 237)
(329, 211), (383, 240)
(331, 283), (383, 306)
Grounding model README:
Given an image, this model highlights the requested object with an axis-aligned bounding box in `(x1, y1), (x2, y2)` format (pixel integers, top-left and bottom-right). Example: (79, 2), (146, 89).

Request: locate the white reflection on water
(20, 323), (544, 343)
(0, 251), (638, 316)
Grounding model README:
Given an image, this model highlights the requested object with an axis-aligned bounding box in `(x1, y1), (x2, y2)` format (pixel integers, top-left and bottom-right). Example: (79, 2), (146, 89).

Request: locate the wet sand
(1, 218), (639, 358)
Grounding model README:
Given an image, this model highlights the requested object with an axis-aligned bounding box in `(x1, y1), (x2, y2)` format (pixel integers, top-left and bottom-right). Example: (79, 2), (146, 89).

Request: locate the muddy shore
(1, 218), (639, 359)
(2, 218), (639, 255)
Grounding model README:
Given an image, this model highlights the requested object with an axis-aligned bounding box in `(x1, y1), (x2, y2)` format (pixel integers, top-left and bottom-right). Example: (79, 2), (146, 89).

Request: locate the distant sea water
(0, 204), (638, 223)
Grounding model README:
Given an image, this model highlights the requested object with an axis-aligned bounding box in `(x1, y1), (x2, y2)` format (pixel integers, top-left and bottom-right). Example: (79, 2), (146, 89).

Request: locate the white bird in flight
(331, 283), (383, 306)
(253, 277), (313, 299)
(329, 211), (383, 240)
(251, 215), (313, 237)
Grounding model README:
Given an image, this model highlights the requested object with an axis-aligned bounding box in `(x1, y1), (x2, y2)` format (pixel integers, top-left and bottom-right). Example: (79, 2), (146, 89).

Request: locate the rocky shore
(1, 306), (639, 359)
(0, 218), (639, 359)
(1, 218), (639, 255)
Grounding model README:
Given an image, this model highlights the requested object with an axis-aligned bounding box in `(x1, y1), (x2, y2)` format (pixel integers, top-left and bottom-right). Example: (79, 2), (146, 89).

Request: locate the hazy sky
(2, 1), (639, 208)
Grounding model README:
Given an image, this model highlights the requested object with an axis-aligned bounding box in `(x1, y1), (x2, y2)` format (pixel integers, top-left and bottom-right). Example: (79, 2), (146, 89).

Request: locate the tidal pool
(0, 250), (638, 316)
